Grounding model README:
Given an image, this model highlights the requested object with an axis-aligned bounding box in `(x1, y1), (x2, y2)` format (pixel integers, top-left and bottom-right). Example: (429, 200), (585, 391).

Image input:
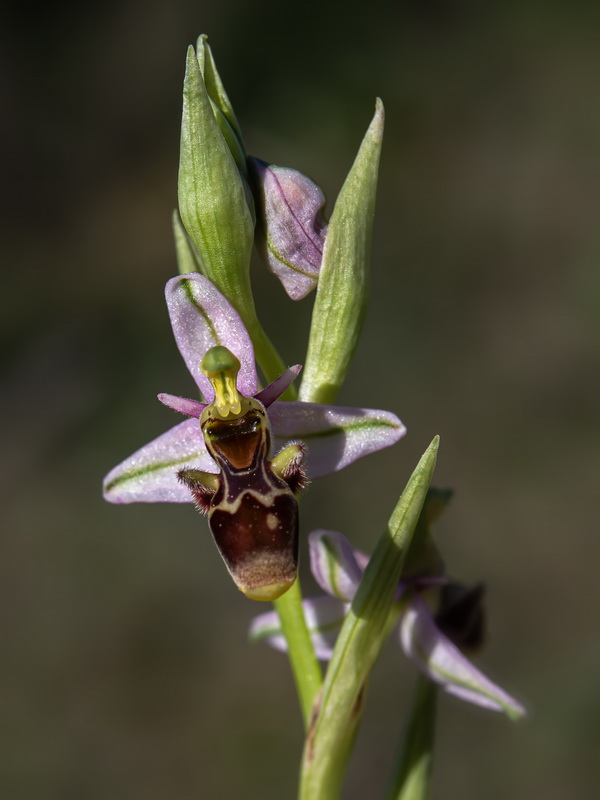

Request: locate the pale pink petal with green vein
(249, 595), (348, 661)
(166, 272), (258, 402)
(400, 596), (525, 720)
(308, 530), (364, 601)
(103, 418), (217, 504)
(268, 402), (405, 476)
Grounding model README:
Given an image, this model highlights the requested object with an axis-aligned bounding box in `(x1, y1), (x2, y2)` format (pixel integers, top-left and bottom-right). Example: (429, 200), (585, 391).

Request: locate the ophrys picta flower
(103, 273), (406, 601)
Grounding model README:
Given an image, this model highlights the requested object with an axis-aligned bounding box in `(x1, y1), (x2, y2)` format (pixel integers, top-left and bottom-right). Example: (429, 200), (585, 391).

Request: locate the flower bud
(196, 35), (247, 175)
(249, 158), (327, 300)
(194, 37), (254, 219)
(178, 44), (255, 331)
(172, 209), (201, 275)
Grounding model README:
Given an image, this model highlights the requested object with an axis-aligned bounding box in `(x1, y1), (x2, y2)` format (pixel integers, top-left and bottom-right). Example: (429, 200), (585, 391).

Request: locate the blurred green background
(3, 1), (599, 797)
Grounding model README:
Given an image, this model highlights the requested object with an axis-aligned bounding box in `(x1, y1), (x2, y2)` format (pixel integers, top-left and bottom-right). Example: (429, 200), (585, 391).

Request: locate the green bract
(178, 40), (285, 384)
(195, 34), (246, 173)
(299, 436), (439, 800)
(172, 210), (201, 275)
(300, 99), (385, 405)
(178, 45), (254, 327)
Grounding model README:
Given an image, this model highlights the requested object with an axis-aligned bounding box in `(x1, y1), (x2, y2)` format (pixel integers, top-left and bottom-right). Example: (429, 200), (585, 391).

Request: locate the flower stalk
(273, 580), (323, 729)
(384, 676), (437, 800)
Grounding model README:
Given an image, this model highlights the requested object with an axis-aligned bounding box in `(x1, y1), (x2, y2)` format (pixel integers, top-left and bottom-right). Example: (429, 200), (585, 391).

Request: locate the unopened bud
(196, 35), (247, 175)
(249, 157), (327, 300)
(178, 45), (255, 325)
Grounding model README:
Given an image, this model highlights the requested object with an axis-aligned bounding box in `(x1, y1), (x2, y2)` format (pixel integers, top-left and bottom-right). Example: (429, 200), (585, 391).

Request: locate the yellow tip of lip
(242, 581), (294, 602)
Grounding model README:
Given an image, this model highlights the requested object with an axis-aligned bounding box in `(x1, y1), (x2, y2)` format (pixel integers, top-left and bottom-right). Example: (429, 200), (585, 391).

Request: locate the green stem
(246, 315), (298, 400)
(273, 578), (323, 729)
(383, 676), (437, 800)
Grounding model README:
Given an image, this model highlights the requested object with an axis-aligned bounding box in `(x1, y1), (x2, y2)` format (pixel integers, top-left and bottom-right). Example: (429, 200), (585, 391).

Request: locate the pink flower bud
(249, 158), (327, 300)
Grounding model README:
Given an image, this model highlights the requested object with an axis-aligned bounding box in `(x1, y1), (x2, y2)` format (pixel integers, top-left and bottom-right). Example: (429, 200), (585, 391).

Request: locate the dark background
(2, 1), (599, 798)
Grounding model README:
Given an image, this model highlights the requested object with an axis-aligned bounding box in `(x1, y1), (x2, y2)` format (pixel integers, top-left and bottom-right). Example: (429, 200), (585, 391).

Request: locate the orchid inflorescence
(103, 33), (524, 800)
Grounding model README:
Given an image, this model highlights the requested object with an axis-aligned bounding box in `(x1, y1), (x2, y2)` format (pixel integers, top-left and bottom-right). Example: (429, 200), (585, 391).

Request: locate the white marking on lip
(266, 513), (278, 531)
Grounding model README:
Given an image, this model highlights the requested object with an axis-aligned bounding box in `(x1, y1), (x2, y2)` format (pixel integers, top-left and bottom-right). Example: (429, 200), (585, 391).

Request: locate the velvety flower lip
(251, 529), (525, 719)
(103, 273), (406, 504)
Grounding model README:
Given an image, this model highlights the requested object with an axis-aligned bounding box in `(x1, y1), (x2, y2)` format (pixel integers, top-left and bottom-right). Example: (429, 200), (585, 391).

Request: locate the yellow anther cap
(201, 346), (243, 417)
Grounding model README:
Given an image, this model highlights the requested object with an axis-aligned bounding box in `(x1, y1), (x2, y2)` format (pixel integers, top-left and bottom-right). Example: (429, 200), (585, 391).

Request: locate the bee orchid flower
(103, 273), (406, 598)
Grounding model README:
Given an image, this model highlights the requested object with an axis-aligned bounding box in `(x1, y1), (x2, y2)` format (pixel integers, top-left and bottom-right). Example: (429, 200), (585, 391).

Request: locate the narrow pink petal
(254, 365), (302, 408)
(165, 273), (258, 400)
(308, 530), (365, 602)
(249, 595), (347, 661)
(103, 418), (218, 504)
(157, 393), (206, 418)
(400, 596), (525, 720)
(268, 402), (406, 476)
